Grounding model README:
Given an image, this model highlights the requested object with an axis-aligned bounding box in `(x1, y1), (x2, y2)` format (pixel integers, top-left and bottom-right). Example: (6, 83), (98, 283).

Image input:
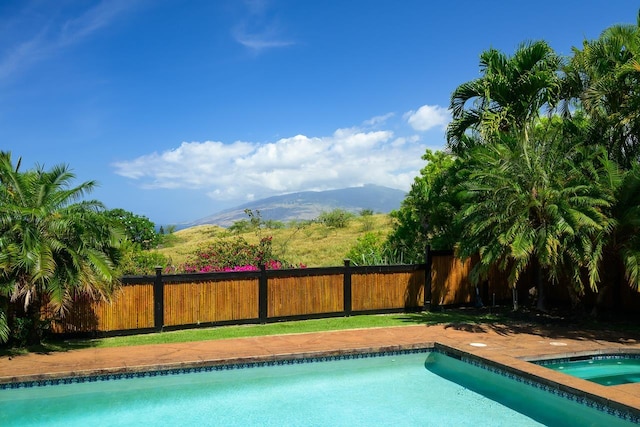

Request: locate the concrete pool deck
(2, 322), (640, 415)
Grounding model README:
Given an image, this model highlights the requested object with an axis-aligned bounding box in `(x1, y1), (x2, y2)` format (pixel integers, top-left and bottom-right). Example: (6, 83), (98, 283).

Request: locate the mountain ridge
(184, 184), (406, 228)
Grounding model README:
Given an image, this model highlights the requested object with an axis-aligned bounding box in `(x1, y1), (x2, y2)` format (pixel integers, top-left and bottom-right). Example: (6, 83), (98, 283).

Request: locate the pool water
(540, 356), (640, 386)
(0, 351), (635, 426)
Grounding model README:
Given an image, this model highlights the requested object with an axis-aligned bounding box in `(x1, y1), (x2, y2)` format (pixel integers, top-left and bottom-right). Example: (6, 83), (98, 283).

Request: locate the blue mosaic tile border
(431, 348), (640, 424)
(0, 347), (432, 390)
(534, 352), (640, 367)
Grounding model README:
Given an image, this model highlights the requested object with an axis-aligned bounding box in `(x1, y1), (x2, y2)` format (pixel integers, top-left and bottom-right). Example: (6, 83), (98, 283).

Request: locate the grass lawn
(88, 310), (503, 348)
(1, 309), (504, 356)
(5, 306), (636, 358)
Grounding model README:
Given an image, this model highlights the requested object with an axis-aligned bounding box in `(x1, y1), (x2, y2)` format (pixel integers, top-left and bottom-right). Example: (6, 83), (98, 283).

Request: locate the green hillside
(157, 214), (394, 268)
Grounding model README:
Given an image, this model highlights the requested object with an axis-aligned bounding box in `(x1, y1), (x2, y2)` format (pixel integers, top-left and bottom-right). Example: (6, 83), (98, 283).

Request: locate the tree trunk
(591, 285), (610, 318)
(534, 261), (547, 312)
(566, 284), (582, 310)
(25, 296), (44, 346)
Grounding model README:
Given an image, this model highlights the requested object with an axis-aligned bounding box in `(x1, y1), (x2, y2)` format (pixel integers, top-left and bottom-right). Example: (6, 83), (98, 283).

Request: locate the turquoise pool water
(538, 355), (640, 386)
(0, 350), (636, 426)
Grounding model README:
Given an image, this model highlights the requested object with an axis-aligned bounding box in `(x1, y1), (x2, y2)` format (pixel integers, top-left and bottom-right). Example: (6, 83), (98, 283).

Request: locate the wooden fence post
(424, 245), (432, 311)
(343, 259), (352, 316)
(259, 264), (268, 323)
(153, 266), (164, 332)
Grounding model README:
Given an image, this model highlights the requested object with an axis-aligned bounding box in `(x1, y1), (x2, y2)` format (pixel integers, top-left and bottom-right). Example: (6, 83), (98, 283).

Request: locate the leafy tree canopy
(103, 208), (159, 250)
(386, 149), (458, 261)
(393, 11), (640, 312)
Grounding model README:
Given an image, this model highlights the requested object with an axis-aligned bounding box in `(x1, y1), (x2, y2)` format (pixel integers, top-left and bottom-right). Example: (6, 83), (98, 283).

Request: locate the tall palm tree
(559, 12), (640, 313)
(447, 40), (561, 154)
(0, 152), (121, 344)
(446, 42), (588, 310)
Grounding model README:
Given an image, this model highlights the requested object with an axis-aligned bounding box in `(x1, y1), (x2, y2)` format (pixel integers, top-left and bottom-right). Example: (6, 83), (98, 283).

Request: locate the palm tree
(592, 164), (640, 313)
(0, 152), (121, 344)
(559, 11), (640, 313)
(446, 42), (590, 310)
(447, 40), (561, 154)
(455, 130), (618, 310)
(566, 12), (640, 169)
(613, 166), (640, 287)
(440, 16), (640, 314)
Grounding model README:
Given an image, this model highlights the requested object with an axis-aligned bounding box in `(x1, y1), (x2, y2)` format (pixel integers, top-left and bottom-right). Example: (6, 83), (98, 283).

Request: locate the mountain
(184, 184), (406, 228)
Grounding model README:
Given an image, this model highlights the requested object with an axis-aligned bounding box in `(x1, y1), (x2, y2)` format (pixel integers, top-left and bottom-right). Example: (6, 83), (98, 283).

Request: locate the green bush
(228, 219), (252, 234)
(115, 241), (171, 275)
(229, 210), (286, 233)
(8, 316), (48, 347)
(318, 209), (354, 228)
(263, 219), (285, 229)
(103, 208), (160, 250)
(346, 232), (405, 266)
(359, 215), (374, 232)
(157, 225), (179, 247)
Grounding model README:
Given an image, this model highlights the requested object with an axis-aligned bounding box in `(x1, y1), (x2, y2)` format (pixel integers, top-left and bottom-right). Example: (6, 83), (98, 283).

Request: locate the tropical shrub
(176, 236), (303, 273)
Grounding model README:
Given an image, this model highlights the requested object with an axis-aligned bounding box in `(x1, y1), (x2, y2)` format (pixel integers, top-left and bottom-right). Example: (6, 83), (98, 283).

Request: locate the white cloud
(404, 104), (450, 131)
(112, 121), (429, 204)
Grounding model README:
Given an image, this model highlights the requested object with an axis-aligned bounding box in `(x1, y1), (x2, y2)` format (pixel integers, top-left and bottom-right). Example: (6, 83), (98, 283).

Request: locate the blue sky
(1, 0), (637, 225)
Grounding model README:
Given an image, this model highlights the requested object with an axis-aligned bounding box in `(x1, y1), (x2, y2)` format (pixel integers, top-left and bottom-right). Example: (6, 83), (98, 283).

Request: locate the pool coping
(432, 342), (640, 423)
(525, 347), (640, 364)
(0, 342), (436, 386)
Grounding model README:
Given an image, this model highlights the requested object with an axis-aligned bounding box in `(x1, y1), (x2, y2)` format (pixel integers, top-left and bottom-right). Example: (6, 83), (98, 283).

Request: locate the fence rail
(50, 261), (427, 336)
(51, 247), (637, 337)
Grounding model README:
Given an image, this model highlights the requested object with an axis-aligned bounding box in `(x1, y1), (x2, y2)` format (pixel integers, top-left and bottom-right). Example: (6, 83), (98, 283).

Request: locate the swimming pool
(0, 349), (637, 426)
(536, 353), (640, 386)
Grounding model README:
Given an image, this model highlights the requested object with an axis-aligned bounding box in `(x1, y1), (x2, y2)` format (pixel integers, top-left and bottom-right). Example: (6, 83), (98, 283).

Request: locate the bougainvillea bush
(176, 236), (304, 273)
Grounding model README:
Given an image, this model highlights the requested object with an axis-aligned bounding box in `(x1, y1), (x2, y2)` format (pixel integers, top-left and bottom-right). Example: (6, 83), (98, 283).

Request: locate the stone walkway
(1, 322), (640, 415)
